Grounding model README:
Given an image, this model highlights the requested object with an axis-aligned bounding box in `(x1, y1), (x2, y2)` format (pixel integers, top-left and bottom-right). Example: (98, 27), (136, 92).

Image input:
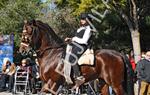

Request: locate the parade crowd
(0, 57), (40, 94)
(0, 50), (150, 95)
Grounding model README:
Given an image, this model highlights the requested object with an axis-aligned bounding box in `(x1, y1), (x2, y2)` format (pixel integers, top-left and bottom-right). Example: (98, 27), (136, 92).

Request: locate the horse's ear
(32, 19), (37, 26)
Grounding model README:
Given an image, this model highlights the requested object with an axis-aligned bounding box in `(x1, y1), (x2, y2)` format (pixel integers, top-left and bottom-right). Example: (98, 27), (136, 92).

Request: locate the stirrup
(65, 76), (73, 84)
(72, 76), (85, 90)
(76, 76), (84, 80)
(75, 76), (85, 86)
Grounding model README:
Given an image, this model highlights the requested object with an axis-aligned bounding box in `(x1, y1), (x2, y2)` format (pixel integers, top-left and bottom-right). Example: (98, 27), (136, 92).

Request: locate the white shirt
(72, 25), (92, 45)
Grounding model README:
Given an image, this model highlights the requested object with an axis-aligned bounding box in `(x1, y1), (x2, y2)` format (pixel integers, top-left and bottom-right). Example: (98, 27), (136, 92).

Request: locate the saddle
(65, 44), (95, 66)
(78, 49), (94, 65)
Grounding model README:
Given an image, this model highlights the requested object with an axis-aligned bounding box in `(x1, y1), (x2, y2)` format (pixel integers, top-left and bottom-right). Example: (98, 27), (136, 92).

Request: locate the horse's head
(19, 19), (64, 55)
(19, 19), (39, 55)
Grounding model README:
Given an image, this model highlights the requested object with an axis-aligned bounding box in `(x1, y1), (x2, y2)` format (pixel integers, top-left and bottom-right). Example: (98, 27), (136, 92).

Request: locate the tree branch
(128, 0), (133, 18)
(131, 0), (139, 30)
(112, 1), (134, 32)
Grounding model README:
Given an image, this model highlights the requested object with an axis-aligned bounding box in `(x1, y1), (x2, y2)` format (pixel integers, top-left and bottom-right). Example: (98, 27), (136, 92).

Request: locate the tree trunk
(131, 30), (141, 63)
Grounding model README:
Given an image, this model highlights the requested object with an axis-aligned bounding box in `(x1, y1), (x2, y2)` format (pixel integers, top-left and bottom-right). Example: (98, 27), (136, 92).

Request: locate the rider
(64, 13), (93, 84)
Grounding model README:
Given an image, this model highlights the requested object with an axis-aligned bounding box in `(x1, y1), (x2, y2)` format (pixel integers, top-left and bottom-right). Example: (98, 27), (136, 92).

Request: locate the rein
(20, 42), (64, 57)
(36, 44), (65, 57)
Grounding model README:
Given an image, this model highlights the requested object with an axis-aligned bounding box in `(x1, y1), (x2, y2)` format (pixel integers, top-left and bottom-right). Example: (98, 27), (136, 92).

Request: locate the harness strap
(20, 42), (29, 47)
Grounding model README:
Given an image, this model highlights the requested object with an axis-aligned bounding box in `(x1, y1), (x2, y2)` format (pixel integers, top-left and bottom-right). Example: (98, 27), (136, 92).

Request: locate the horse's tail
(122, 55), (135, 95)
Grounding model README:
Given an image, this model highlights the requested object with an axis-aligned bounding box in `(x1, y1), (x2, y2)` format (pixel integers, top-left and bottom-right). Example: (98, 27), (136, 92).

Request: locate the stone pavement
(0, 92), (19, 95)
(0, 92), (89, 95)
(0, 92), (38, 95)
(0, 83), (139, 95)
(0, 92), (88, 95)
(0, 92), (12, 95)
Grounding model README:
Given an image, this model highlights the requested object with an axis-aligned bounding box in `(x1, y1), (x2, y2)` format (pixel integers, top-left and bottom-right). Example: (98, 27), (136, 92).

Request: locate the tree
(55, 0), (131, 51)
(55, 0), (150, 63)
(37, 2), (79, 39)
(110, 0), (150, 62)
(0, 0), (41, 46)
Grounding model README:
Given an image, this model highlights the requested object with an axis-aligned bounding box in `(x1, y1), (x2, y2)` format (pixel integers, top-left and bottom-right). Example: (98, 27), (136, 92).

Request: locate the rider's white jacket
(72, 25), (92, 45)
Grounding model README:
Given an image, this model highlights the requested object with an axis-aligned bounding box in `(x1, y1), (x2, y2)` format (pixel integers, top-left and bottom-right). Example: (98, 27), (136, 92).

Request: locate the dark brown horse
(19, 20), (134, 95)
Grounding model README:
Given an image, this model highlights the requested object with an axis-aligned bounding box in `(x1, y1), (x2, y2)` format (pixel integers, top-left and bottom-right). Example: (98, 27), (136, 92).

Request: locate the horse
(19, 19), (134, 95)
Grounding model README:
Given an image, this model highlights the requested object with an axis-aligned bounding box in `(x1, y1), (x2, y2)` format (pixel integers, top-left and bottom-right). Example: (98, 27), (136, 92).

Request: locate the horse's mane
(31, 20), (64, 48)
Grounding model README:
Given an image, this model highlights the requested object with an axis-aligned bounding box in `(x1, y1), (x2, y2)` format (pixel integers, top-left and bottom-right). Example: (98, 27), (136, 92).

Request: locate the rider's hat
(79, 13), (91, 20)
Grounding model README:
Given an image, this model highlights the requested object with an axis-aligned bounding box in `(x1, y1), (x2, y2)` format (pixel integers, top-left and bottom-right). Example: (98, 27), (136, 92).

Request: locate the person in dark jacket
(30, 59), (40, 94)
(135, 51), (150, 95)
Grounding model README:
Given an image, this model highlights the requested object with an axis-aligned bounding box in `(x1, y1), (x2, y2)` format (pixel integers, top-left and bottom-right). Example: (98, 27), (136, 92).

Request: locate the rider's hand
(64, 37), (72, 43)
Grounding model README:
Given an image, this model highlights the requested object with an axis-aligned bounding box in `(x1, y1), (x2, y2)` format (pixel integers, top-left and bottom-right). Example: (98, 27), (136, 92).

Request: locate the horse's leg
(98, 78), (109, 95)
(45, 79), (63, 95)
(40, 80), (57, 95)
(40, 82), (49, 93)
(38, 82), (48, 95)
(112, 84), (124, 95)
(101, 84), (109, 95)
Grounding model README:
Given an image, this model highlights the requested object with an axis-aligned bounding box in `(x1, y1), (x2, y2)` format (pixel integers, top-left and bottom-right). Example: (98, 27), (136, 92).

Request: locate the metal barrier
(13, 66), (31, 95)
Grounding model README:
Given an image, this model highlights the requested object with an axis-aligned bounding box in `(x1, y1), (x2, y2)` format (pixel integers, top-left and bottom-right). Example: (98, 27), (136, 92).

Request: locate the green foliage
(0, 0), (147, 52)
(54, 0), (149, 50)
(38, 7), (78, 39)
(53, 0), (134, 50)
(146, 16), (150, 25)
(0, 0), (41, 46)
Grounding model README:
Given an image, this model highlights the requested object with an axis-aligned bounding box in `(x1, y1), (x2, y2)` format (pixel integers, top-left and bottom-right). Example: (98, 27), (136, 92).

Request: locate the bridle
(20, 25), (37, 56)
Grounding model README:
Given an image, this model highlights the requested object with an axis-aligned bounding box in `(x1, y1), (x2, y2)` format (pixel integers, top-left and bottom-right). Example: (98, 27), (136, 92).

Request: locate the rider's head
(79, 13), (92, 26)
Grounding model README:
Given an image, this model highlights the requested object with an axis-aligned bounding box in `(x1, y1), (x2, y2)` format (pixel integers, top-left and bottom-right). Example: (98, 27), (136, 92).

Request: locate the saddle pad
(78, 49), (94, 65)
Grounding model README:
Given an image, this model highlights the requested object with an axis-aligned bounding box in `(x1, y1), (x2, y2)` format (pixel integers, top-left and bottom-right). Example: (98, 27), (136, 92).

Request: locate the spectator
(141, 51), (146, 59)
(0, 58), (16, 92)
(20, 58), (31, 69)
(30, 58), (40, 94)
(17, 58), (32, 90)
(135, 51), (150, 95)
(128, 50), (136, 71)
(17, 58), (32, 78)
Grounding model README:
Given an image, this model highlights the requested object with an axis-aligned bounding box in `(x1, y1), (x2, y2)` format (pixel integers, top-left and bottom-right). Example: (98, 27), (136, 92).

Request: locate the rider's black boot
(72, 64), (80, 78)
(72, 64), (85, 87)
